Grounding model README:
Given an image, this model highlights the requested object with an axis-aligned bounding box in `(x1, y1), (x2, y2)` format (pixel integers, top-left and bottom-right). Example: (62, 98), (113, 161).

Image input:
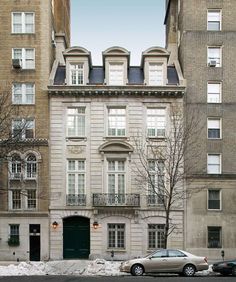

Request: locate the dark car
(212, 259), (236, 276)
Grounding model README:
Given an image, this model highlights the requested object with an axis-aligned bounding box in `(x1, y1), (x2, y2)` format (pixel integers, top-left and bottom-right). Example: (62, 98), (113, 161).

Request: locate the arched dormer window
(25, 154), (37, 179)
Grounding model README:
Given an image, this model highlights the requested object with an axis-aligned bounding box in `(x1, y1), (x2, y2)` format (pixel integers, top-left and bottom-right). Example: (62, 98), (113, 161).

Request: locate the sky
(71, 0), (166, 66)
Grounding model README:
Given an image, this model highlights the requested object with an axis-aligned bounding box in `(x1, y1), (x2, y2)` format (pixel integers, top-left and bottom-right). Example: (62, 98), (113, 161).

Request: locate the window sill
(66, 137), (87, 141)
(11, 33), (35, 35)
(106, 249), (126, 252)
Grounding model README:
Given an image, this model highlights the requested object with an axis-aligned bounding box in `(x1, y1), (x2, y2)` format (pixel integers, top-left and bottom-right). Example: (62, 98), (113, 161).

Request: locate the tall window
(147, 160), (165, 205)
(67, 160), (85, 195)
(207, 10), (221, 31)
(208, 118), (221, 139)
(208, 47), (221, 67)
(12, 12), (35, 33)
(12, 118), (35, 139)
(10, 154), (22, 179)
(208, 226), (222, 248)
(148, 224), (165, 249)
(11, 190), (21, 209)
(147, 108), (166, 137)
(109, 64), (124, 85)
(12, 48), (35, 69)
(108, 160), (125, 194)
(70, 64), (84, 85)
(207, 154), (221, 174)
(108, 108), (126, 136)
(148, 63), (164, 86)
(207, 82), (221, 103)
(67, 107), (85, 137)
(12, 83), (35, 104)
(26, 154), (37, 179)
(108, 223), (125, 249)
(208, 190), (221, 210)
(9, 225), (20, 244)
(27, 190), (37, 209)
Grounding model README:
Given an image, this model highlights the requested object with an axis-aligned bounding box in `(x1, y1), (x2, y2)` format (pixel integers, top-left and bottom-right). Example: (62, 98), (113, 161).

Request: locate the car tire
(131, 264), (144, 276)
(183, 264), (196, 277)
(232, 266), (236, 277)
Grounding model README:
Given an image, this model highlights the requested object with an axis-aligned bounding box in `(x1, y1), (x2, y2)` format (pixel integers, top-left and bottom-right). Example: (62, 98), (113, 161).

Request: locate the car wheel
(183, 264), (196, 277)
(232, 266), (236, 277)
(131, 264), (144, 276)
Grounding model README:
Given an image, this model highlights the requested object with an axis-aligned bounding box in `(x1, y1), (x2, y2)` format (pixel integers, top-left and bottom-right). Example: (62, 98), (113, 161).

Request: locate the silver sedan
(120, 249), (208, 277)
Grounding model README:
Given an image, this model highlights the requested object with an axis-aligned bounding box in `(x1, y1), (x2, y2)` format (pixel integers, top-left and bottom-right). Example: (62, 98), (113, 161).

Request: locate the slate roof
(53, 65), (179, 86)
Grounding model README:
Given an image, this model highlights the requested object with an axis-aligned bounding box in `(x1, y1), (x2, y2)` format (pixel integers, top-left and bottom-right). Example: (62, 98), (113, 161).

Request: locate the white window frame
(207, 9), (221, 31)
(25, 154), (37, 179)
(107, 160), (126, 195)
(147, 108), (166, 138)
(69, 63), (84, 85)
(12, 83), (35, 104)
(207, 82), (222, 103)
(109, 63), (124, 85)
(67, 107), (86, 137)
(12, 12), (35, 34)
(26, 189), (37, 209)
(9, 154), (22, 179)
(208, 189), (221, 211)
(148, 63), (164, 86)
(207, 154), (221, 174)
(107, 107), (126, 137)
(12, 118), (35, 139)
(207, 47), (221, 67)
(107, 223), (125, 249)
(67, 159), (86, 195)
(148, 224), (165, 249)
(207, 118), (221, 139)
(12, 48), (35, 69)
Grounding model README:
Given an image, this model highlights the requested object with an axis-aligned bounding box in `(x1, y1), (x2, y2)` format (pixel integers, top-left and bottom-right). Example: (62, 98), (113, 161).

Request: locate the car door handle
(162, 259), (168, 261)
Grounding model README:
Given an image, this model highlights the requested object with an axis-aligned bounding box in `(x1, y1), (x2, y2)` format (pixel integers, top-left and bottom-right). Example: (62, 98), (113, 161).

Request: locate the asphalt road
(0, 276), (235, 282)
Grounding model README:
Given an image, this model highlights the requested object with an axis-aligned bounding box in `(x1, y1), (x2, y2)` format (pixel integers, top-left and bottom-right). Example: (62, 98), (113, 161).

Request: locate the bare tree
(132, 105), (203, 248)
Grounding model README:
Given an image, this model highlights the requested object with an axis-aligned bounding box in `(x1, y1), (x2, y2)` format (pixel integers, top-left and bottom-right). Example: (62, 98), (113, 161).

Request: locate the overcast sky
(71, 0), (166, 66)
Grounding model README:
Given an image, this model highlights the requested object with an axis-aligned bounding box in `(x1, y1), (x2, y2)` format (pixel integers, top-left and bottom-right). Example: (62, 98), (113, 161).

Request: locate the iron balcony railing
(66, 194), (86, 206)
(93, 193), (140, 207)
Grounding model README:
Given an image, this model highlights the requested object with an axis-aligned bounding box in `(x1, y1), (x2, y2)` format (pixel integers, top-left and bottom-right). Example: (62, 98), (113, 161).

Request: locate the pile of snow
(0, 259), (214, 276)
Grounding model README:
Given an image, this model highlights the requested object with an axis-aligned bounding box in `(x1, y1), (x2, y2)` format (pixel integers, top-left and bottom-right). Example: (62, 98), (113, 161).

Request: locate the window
(12, 118), (35, 139)
(108, 108), (126, 136)
(108, 223), (125, 249)
(207, 82), (221, 103)
(148, 224), (165, 249)
(208, 47), (221, 67)
(148, 63), (164, 86)
(9, 225), (20, 244)
(12, 12), (35, 33)
(12, 83), (35, 104)
(70, 64), (84, 85)
(26, 154), (37, 179)
(107, 160), (125, 204)
(208, 226), (222, 248)
(10, 189), (37, 210)
(207, 154), (221, 174)
(12, 48), (35, 69)
(147, 108), (166, 137)
(147, 160), (165, 205)
(27, 190), (37, 209)
(207, 10), (221, 31)
(109, 64), (124, 85)
(67, 107), (86, 137)
(67, 160), (86, 205)
(208, 118), (221, 139)
(10, 154), (22, 179)
(11, 190), (21, 209)
(208, 190), (221, 210)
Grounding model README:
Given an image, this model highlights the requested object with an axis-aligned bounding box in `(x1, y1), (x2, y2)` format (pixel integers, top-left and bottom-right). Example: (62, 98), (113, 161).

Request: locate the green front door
(63, 216), (90, 259)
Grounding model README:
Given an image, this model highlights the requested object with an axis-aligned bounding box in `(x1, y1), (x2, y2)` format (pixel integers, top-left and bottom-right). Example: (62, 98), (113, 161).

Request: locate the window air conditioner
(208, 60), (217, 67)
(12, 59), (21, 69)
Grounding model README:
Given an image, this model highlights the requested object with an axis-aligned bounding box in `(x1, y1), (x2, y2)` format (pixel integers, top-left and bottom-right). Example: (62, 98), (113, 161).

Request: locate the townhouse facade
(165, 0), (236, 259)
(0, 0), (70, 261)
(48, 46), (186, 260)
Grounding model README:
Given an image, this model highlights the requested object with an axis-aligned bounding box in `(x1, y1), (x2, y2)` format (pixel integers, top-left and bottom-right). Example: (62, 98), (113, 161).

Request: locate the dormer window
(109, 63), (124, 85)
(149, 63), (164, 86)
(70, 63), (84, 85)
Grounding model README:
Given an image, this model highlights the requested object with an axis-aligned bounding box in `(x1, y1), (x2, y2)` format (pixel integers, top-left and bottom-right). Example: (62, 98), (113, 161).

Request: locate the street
(0, 276), (235, 282)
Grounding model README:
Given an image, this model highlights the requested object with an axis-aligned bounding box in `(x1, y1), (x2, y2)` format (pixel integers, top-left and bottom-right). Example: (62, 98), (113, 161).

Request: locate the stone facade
(165, 0), (236, 259)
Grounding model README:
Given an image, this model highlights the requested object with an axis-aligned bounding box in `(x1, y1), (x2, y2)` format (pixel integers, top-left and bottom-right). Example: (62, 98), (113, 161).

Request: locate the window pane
(25, 13), (34, 33)
(208, 226), (222, 248)
(208, 155), (220, 174)
(148, 224), (165, 249)
(13, 13), (22, 33)
(208, 190), (220, 209)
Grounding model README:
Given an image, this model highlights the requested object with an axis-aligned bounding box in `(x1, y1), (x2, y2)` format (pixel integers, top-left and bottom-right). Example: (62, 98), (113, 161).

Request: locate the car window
(152, 250), (168, 258)
(168, 250), (186, 257)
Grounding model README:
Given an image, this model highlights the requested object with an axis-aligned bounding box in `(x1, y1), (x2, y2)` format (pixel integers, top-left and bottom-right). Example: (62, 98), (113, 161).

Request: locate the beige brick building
(0, 0), (70, 261)
(165, 0), (236, 259)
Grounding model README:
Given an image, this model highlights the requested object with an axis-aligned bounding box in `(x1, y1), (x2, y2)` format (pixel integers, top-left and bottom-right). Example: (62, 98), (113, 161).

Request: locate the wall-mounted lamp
(93, 221), (99, 229)
(52, 221), (59, 229)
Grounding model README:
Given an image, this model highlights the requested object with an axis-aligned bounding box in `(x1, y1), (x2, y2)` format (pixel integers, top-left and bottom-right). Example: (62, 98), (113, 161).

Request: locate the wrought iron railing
(93, 193), (140, 207)
(66, 194), (86, 206)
